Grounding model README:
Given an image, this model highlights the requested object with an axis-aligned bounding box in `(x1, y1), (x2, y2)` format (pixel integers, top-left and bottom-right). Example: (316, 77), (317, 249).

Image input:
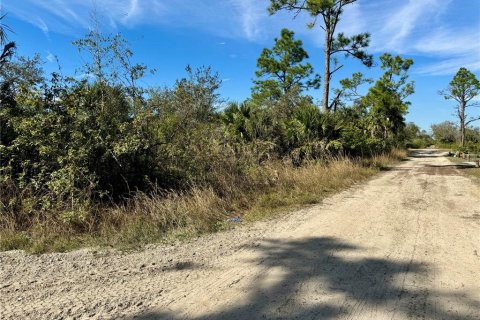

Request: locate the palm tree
(0, 13), (15, 69)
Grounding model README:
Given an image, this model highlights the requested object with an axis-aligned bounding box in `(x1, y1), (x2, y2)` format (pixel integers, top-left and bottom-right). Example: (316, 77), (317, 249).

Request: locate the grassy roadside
(447, 156), (480, 182)
(0, 150), (406, 253)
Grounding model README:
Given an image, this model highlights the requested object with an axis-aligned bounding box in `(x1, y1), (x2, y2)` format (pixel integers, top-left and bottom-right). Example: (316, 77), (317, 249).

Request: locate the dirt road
(1, 150), (479, 319)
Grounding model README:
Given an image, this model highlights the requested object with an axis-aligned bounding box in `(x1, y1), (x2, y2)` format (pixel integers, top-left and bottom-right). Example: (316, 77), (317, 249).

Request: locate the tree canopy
(440, 67), (480, 146)
(268, 0), (372, 113)
(253, 28), (320, 103)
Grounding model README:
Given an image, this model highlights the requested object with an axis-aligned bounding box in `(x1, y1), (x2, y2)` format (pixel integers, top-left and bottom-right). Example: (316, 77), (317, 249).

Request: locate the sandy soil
(1, 150), (479, 320)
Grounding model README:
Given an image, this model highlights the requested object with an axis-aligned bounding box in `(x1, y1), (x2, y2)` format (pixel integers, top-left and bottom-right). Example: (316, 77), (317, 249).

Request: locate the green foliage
(440, 67), (480, 146)
(465, 127), (480, 145)
(170, 65), (221, 122)
(431, 121), (458, 144)
(268, 0), (355, 19)
(1, 17), (415, 251)
(401, 123), (433, 148)
(331, 32), (373, 67)
(73, 29), (150, 95)
(1, 31), (154, 226)
(443, 68), (480, 104)
(331, 72), (373, 110)
(253, 29), (320, 102)
(268, 0), (371, 113)
(222, 102), (263, 142)
(361, 54), (414, 143)
(221, 97), (324, 162)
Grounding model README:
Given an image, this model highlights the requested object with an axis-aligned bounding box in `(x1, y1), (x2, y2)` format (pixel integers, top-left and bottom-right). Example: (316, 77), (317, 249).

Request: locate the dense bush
(1, 26), (415, 250)
(430, 121), (480, 152)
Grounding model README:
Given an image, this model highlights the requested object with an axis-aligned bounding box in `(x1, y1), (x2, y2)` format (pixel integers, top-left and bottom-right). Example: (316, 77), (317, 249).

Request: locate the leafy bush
(0, 26), (413, 252)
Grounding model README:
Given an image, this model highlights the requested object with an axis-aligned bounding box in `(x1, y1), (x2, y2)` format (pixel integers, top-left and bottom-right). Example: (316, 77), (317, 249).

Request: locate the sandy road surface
(1, 150), (479, 320)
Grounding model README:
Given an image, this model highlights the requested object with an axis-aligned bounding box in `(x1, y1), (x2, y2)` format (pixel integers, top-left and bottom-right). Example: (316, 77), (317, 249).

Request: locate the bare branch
(329, 64), (344, 79)
(465, 117), (480, 126)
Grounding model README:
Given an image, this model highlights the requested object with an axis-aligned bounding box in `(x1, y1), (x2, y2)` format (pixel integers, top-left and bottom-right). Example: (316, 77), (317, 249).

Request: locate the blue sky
(1, 0), (480, 130)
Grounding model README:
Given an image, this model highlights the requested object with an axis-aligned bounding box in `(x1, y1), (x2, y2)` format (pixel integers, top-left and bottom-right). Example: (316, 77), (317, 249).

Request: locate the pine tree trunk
(460, 103), (466, 147)
(323, 25), (331, 114)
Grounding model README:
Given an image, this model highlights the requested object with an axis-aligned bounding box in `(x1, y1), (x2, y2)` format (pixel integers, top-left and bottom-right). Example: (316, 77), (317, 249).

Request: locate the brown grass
(0, 150), (405, 253)
(246, 159), (375, 220)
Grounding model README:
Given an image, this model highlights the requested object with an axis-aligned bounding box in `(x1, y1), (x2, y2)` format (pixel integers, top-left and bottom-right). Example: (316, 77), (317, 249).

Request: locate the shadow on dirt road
(131, 237), (479, 320)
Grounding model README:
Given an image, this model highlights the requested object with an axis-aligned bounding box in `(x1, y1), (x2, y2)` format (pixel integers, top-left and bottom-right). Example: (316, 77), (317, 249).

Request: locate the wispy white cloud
(46, 51), (56, 63)
(4, 0), (480, 75)
(416, 55), (480, 76)
(3, 0), (168, 35)
(338, 0), (480, 75)
(229, 0), (266, 41)
(339, 0), (451, 54)
(412, 29), (480, 56)
(380, 0), (445, 51)
(35, 17), (50, 35)
(34, 0), (88, 29)
(412, 29), (480, 75)
(337, 2), (365, 36)
(3, 0), (269, 40)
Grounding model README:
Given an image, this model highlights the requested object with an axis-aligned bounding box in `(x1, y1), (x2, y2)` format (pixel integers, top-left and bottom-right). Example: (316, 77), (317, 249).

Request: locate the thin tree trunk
(460, 102), (466, 147)
(460, 121), (465, 147)
(323, 25), (331, 114)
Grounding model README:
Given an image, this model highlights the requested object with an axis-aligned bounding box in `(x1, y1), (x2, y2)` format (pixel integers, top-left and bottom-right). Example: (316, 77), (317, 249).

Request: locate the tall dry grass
(0, 150), (406, 253)
(97, 188), (227, 248)
(246, 159), (375, 220)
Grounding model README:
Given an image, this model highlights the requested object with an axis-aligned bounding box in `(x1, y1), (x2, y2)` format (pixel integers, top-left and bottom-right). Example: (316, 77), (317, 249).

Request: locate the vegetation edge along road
(2, 1), (479, 255)
(1, 149), (478, 319)
(0, 150), (405, 253)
